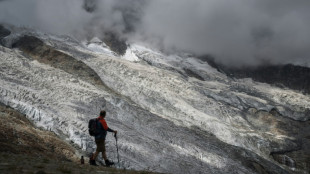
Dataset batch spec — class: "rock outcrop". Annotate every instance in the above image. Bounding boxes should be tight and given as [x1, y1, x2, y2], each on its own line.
[11, 35, 105, 89]
[0, 25, 11, 45]
[203, 56, 310, 95]
[223, 64, 310, 94]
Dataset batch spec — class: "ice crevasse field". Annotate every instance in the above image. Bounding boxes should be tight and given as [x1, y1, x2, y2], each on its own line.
[0, 26, 309, 174]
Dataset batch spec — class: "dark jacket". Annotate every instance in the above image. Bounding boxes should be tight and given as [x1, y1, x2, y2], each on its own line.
[95, 117, 114, 140]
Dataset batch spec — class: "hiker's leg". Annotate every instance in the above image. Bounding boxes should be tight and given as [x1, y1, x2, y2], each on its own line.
[94, 139, 106, 160]
[93, 139, 102, 160]
[102, 151, 107, 161]
[102, 141, 107, 160]
[93, 151, 100, 160]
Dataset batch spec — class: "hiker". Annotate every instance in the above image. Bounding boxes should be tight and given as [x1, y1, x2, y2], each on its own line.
[90, 110, 117, 166]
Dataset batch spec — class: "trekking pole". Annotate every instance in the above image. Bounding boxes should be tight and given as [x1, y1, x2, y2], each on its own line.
[114, 133, 120, 167]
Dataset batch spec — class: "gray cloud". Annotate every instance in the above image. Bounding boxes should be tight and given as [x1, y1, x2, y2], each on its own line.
[0, 0, 310, 66]
[0, 0, 92, 36]
[136, 0, 310, 66]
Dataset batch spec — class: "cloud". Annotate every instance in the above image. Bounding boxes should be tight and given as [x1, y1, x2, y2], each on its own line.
[135, 0, 310, 66]
[0, 0, 92, 37]
[0, 0, 310, 66]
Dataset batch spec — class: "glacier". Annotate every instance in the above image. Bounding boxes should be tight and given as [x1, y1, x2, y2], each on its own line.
[0, 25, 309, 174]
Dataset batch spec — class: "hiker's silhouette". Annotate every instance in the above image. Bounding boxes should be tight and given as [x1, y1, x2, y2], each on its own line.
[89, 110, 117, 166]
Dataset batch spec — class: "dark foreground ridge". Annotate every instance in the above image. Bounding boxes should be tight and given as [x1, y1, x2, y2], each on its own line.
[0, 102, 77, 161]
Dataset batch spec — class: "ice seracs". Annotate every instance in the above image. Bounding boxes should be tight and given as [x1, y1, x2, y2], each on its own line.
[83, 37, 115, 56]
[0, 27, 309, 174]
[121, 45, 140, 62]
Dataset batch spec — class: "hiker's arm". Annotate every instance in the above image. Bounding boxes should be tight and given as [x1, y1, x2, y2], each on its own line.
[107, 127, 114, 132]
[101, 119, 115, 132]
[101, 119, 109, 130]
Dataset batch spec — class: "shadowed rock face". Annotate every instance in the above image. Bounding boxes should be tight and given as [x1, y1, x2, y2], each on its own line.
[0, 25, 10, 38]
[0, 25, 11, 45]
[103, 32, 127, 56]
[201, 55, 310, 94]
[224, 64, 310, 94]
[246, 108, 310, 172]
[183, 68, 205, 81]
[11, 35, 105, 88]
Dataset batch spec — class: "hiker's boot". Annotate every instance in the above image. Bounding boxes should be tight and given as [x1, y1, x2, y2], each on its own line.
[105, 159, 114, 167]
[90, 159, 99, 166]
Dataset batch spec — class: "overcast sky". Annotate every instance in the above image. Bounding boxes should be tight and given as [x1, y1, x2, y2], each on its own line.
[1, 0, 310, 66]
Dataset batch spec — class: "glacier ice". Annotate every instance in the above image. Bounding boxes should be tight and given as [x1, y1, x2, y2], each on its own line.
[0, 28, 309, 174]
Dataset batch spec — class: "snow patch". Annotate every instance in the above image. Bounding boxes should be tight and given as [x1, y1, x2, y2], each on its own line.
[121, 46, 140, 62]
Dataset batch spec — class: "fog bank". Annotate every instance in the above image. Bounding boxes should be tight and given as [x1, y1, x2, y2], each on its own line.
[1, 0, 310, 66]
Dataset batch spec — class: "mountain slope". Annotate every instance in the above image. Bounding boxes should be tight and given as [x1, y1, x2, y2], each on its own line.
[0, 25, 309, 173]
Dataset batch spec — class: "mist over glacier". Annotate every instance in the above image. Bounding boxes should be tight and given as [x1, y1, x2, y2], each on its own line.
[0, 0, 310, 66]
